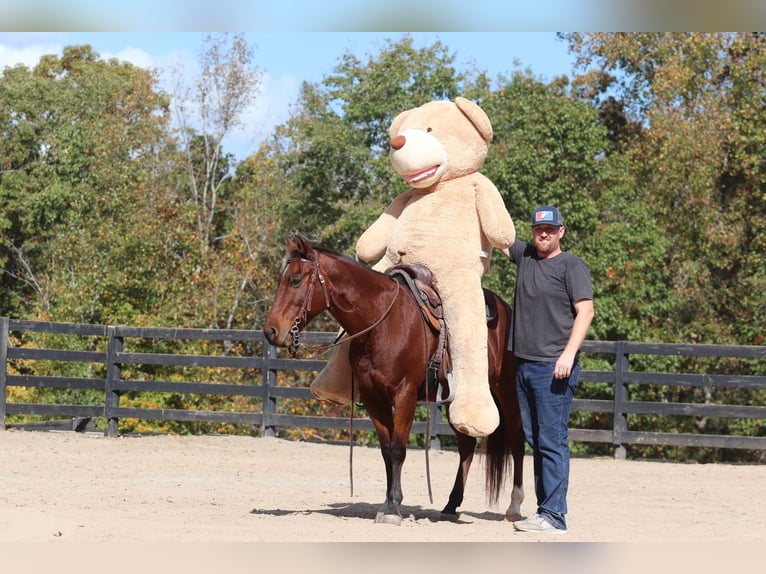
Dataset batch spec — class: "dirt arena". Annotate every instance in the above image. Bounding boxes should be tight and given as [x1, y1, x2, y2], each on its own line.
[0, 431, 766, 542]
[2, 429, 764, 546]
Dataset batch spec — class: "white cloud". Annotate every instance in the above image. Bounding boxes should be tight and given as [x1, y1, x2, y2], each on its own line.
[0, 42, 61, 70]
[224, 71, 302, 158]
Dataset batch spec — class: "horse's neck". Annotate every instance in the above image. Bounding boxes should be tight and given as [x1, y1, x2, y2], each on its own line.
[322, 255, 395, 333]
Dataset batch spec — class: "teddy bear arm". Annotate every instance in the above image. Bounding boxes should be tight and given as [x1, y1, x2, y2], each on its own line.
[475, 182, 516, 248]
[355, 191, 413, 262]
[356, 214, 393, 262]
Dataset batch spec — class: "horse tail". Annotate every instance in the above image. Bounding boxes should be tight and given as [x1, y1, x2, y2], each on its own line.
[483, 397, 511, 507]
[482, 289, 517, 508]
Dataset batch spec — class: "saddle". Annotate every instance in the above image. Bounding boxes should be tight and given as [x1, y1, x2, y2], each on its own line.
[386, 264, 443, 333]
[386, 264, 498, 331]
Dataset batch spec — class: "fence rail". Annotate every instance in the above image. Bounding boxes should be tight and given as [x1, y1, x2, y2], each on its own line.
[1, 317, 765, 458]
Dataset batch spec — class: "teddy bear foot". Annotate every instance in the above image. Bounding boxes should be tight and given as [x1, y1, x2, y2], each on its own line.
[309, 378, 356, 405]
[448, 399, 500, 438]
[308, 338, 358, 405]
[451, 420, 498, 438]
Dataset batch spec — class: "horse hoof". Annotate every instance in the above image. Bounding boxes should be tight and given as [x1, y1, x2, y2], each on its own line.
[505, 512, 522, 522]
[439, 511, 461, 522]
[375, 512, 402, 525]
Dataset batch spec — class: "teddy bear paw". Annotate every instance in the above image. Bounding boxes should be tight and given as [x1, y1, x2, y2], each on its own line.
[448, 399, 500, 438]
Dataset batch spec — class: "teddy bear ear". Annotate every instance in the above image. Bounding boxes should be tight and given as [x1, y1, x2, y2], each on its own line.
[455, 97, 493, 143]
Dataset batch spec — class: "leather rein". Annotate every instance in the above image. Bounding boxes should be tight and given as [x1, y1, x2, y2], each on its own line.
[286, 255, 401, 356]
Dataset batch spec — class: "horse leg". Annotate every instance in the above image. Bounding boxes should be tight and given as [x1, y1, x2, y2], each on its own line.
[440, 429, 476, 520]
[502, 351, 525, 522]
[373, 388, 421, 525]
[505, 424, 526, 522]
[375, 437, 407, 525]
[367, 402, 407, 525]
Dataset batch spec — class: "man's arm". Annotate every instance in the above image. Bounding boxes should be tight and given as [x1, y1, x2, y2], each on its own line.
[554, 298, 595, 379]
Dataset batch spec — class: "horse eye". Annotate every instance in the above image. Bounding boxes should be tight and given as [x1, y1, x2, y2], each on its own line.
[289, 275, 302, 288]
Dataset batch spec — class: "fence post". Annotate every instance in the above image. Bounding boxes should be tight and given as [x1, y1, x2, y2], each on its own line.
[612, 340, 629, 460]
[0, 317, 8, 430]
[261, 341, 277, 437]
[104, 326, 123, 437]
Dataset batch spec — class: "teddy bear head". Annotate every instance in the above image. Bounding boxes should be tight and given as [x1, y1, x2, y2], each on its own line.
[388, 97, 493, 190]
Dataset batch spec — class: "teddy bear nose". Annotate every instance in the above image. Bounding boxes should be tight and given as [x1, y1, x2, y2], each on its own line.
[390, 135, 406, 150]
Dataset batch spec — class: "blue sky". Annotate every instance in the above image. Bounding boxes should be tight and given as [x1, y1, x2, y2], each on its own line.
[0, 32, 577, 159]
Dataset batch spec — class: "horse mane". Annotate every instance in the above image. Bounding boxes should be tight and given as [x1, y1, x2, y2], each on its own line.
[313, 244, 356, 263]
[291, 232, 363, 267]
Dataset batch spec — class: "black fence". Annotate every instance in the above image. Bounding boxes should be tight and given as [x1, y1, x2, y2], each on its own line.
[1, 317, 765, 458]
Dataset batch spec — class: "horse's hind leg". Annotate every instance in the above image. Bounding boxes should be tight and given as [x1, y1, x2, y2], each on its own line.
[440, 430, 476, 521]
[502, 353, 525, 522]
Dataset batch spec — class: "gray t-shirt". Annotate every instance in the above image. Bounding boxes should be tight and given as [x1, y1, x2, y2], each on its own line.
[508, 239, 593, 361]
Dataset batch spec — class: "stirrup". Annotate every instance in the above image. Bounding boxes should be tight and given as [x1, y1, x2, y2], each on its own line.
[436, 372, 455, 405]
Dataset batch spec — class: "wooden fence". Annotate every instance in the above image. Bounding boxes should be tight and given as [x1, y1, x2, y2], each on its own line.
[1, 317, 765, 458]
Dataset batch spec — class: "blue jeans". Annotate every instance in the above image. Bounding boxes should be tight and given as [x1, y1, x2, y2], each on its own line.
[516, 357, 580, 530]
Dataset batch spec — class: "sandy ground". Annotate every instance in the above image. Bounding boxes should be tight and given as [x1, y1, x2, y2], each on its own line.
[1, 430, 764, 571]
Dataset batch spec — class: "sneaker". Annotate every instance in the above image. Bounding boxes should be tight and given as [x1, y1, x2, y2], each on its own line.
[513, 514, 567, 534]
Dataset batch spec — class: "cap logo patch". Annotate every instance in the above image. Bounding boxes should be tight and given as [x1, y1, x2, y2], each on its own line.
[535, 211, 554, 223]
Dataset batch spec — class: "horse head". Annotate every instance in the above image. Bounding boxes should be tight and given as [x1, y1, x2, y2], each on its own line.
[263, 235, 331, 353]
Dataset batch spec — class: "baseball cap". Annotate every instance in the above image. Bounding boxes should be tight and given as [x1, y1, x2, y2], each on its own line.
[531, 205, 564, 227]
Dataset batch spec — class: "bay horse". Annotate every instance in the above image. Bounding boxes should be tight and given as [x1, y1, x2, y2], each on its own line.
[263, 235, 525, 525]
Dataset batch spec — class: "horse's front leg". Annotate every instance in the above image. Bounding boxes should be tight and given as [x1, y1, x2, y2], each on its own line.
[375, 437, 406, 525]
[365, 400, 403, 525]
[369, 398, 416, 525]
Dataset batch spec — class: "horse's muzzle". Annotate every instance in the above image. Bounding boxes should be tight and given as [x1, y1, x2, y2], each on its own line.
[263, 325, 285, 347]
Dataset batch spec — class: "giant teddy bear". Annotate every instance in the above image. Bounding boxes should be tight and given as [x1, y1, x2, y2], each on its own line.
[310, 97, 515, 438]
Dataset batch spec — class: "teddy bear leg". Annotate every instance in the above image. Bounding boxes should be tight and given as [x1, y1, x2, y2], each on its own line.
[309, 335, 358, 405]
[441, 287, 499, 438]
[447, 343, 499, 437]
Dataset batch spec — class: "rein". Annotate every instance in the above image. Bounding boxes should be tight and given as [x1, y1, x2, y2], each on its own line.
[287, 255, 401, 356]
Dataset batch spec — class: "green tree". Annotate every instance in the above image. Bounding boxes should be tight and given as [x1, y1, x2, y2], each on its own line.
[562, 32, 766, 346]
[198, 147, 288, 331]
[559, 32, 766, 460]
[478, 72, 609, 305]
[0, 45, 174, 323]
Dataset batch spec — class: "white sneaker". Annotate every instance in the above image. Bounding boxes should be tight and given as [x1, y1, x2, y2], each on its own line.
[513, 513, 567, 534]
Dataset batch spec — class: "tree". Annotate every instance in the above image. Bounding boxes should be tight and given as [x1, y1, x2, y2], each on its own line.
[478, 72, 609, 306]
[562, 32, 766, 345]
[0, 45, 173, 323]
[195, 147, 288, 331]
[169, 32, 263, 258]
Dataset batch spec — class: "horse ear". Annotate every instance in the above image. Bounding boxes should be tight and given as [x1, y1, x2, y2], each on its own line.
[287, 233, 311, 255]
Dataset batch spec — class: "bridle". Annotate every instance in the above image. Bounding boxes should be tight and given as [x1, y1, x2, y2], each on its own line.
[286, 256, 332, 354]
[285, 252, 401, 356]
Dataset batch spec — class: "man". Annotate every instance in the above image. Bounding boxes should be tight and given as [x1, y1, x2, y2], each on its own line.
[502, 205, 594, 534]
